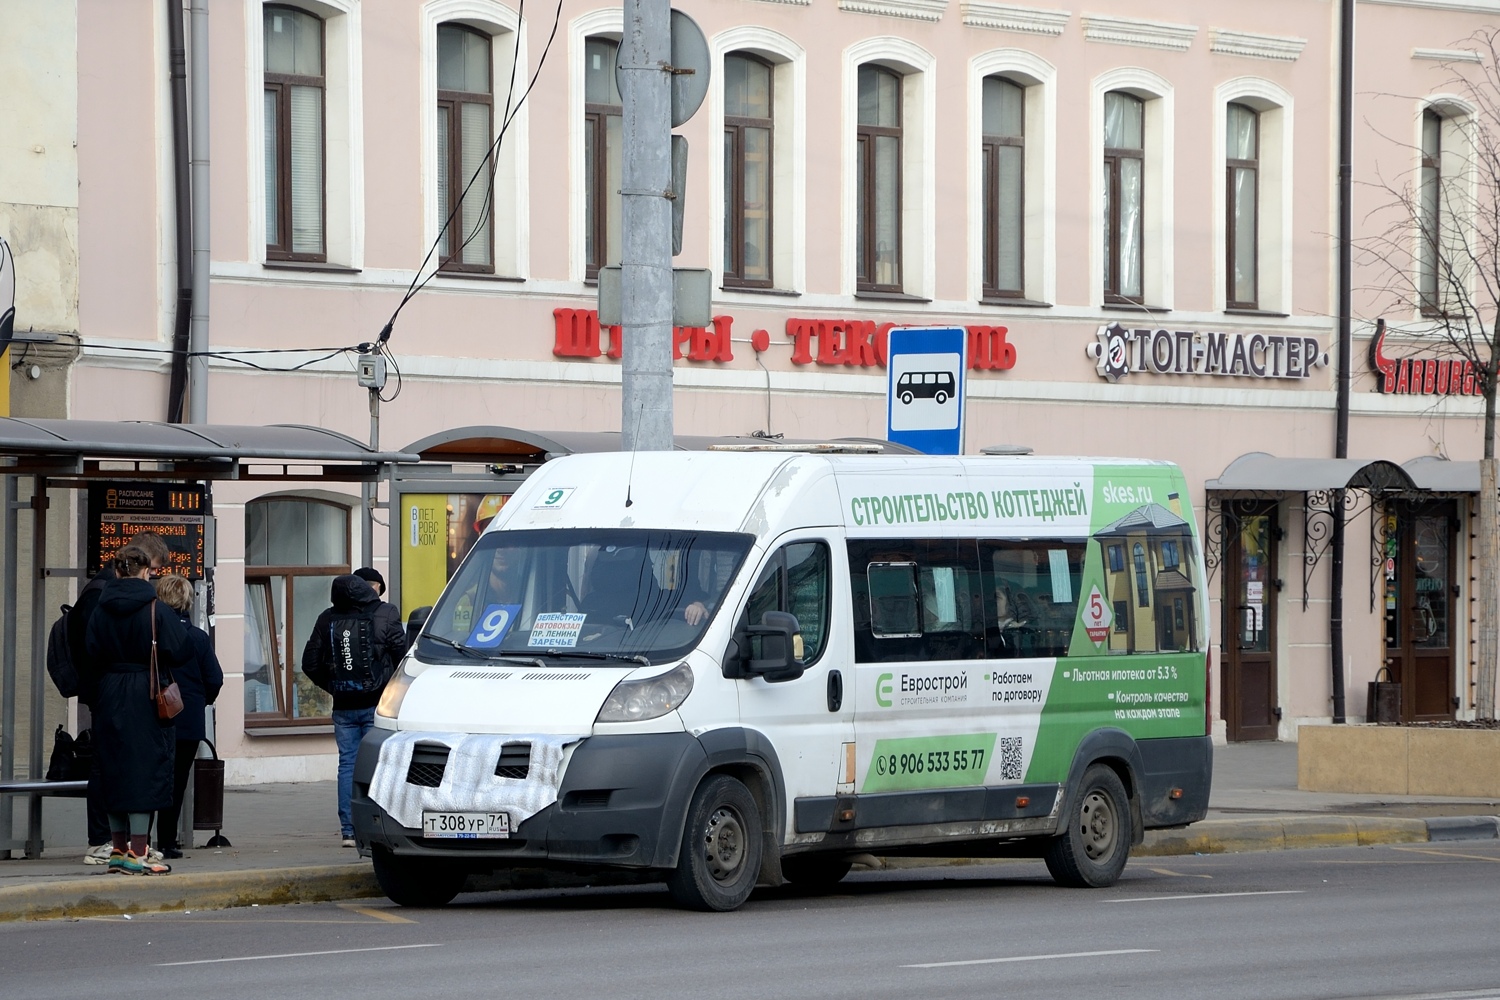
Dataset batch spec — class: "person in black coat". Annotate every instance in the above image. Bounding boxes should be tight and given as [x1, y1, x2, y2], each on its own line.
[152, 574, 224, 858]
[69, 530, 172, 864]
[85, 542, 191, 875]
[302, 574, 408, 846]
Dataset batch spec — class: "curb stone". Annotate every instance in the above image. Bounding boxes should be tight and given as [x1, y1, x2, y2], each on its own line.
[1424, 815, 1500, 841]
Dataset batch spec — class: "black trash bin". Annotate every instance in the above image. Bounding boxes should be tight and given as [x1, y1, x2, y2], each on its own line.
[193, 740, 232, 847]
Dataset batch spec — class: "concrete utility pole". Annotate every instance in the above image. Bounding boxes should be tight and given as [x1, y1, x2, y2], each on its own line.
[618, 0, 674, 451]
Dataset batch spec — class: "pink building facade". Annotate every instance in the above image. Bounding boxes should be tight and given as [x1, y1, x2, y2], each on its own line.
[18, 0, 1498, 779]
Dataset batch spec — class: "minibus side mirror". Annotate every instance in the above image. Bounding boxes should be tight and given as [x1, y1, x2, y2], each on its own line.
[405, 606, 432, 650]
[745, 611, 805, 683]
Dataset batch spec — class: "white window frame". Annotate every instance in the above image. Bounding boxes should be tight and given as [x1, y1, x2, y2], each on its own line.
[1213, 78, 1293, 315]
[420, 0, 529, 279]
[843, 38, 936, 300]
[245, 0, 364, 268]
[710, 26, 806, 295]
[568, 8, 623, 283]
[1414, 94, 1477, 319]
[968, 49, 1056, 305]
[1091, 67, 1173, 310]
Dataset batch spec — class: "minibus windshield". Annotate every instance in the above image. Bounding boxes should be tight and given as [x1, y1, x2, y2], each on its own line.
[418, 528, 755, 664]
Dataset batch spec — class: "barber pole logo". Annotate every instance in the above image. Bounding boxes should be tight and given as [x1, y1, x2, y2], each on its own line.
[1082, 585, 1112, 647]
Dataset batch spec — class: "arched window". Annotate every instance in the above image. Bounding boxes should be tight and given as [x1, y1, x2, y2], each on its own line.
[1226, 102, 1259, 309]
[437, 23, 494, 271]
[1103, 91, 1144, 303]
[857, 65, 903, 292]
[263, 5, 326, 260]
[244, 498, 350, 723]
[723, 53, 774, 287]
[584, 36, 622, 278]
[982, 76, 1025, 298]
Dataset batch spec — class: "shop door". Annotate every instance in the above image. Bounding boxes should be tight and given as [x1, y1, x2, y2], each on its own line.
[1382, 501, 1457, 721]
[1223, 504, 1278, 741]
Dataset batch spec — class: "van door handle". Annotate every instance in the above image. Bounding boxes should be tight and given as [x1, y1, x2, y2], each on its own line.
[827, 670, 843, 713]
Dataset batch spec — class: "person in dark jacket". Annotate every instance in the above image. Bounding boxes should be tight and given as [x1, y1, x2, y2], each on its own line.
[302, 574, 407, 847]
[152, 574, 224, 858]
[85, 542, 191, 875]
[70, 530, 171, 865]
[353, 567, 409, 656]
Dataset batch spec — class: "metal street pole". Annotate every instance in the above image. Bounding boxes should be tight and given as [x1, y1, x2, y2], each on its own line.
[618, 0, 674, 451]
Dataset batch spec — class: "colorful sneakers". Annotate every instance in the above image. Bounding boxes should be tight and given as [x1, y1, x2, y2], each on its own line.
[106, 849, 128, 875]
[83, 844, 113, 866]
[116, 851, 171, 876]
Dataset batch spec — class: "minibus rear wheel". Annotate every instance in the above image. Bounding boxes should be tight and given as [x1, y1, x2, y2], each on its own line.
[372, 848, 467, 907]
[1043, 764, 1130, 888]
[666, 774, 763, 911]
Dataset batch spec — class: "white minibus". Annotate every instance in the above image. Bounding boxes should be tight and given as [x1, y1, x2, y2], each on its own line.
[353, 450, 1211, 910]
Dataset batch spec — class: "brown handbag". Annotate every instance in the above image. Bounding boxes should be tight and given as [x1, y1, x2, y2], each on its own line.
[149, 600, 185, 720]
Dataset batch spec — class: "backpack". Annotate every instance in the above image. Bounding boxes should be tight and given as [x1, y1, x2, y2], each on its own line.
[46, 605, 81, 699]
[328, 613, 382, 694]
[45, 724, 92, 782]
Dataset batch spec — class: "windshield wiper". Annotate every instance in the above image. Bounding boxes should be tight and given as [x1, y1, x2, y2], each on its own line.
[420, 634, 493, 659]
[528, 649, 652, 666]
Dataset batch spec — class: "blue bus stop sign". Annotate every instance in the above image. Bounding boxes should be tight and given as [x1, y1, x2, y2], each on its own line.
[886, 326, 967, 455]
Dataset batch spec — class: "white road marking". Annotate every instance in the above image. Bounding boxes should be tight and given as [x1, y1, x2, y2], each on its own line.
[903, 948, 1157, 969]
[1108, 890, 1304, 903]
[157, 943, 442, 967]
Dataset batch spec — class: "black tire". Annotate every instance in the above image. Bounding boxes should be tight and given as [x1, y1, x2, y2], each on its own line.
[935, 390, 949, 404]
[372, 849, 467, 907]
[1044, 764, 1131, 888]
[900, 391, 914, 404]
[666, 774, 763, 912]
[780, 853, 853, 890]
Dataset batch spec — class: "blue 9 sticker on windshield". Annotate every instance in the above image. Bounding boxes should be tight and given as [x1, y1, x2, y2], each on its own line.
[468, 604, 522, 648]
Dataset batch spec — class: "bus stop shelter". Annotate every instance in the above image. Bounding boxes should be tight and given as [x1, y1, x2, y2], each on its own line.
[0, 418, 419, 857]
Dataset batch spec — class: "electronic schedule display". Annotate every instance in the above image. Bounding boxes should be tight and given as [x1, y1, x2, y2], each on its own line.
[87, 482, 207, 580]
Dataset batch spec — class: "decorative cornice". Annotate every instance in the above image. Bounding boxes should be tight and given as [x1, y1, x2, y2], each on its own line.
[839, 0, 947, 20]
[742, 0, 811, 5]
[1359, 0, 1500, 14]
[1080, 13, 1197, 52]
[960, 2, 1070, 35]
[1412, 47, 1483, 63]
[1208, 28, 1306, 62]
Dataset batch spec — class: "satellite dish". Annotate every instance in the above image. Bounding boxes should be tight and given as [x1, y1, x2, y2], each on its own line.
[616, 9, 711, 128]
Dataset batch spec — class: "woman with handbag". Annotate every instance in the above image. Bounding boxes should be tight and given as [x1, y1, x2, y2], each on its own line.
[152, 573, 223, 858]
[85, 542, 191, 875]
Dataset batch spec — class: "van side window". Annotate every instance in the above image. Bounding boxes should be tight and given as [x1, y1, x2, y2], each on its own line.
[981, 540, 1087, 659]
[739, 541, 831, 665]
[848, 539, 986, 663]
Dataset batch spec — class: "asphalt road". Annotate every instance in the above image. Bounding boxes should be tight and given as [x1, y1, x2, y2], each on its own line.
[3, 843, 1498, 1000]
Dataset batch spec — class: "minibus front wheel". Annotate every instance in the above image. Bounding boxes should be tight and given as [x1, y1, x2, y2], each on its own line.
[372, 848, 467, 907]
[666, 774, 764, 912]
[1043, 764, 1130, 888]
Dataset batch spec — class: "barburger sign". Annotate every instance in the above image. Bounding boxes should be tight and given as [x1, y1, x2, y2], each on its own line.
[1086, 323, 1329, 383]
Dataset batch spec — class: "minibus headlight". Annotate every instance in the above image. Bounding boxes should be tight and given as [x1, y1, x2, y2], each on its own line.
[596, 661, 694, 723]
[376, 659, 418, 720]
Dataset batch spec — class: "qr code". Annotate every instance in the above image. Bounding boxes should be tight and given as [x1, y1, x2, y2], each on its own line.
[999, 737, 1023, 781]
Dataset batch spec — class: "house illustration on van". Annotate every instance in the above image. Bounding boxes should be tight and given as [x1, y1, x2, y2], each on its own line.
[1095, 502, 1199, 654]
[895, 370, 956, 405]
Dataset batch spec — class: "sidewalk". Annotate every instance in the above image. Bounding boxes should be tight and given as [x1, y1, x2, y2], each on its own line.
[1, 741, 1496, 921]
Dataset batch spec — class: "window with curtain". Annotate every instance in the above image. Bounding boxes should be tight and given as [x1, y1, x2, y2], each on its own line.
[1419, 109, 1442, 314]
[983, 76, 1025, 299]
[244, 498, 350, 724]
[1103, 91, 1144, 303]
[723, 53, 773, 287]
[857, 65, 902, 293]
[1227, 103, 1259, 309]
[584, 37, 623, 279]
[264, 5, 326, 261]
[437, 24, 494, 272]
